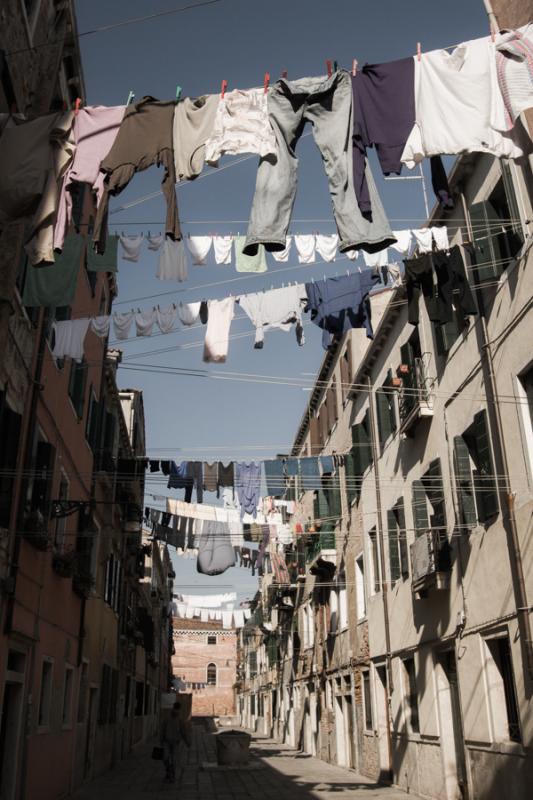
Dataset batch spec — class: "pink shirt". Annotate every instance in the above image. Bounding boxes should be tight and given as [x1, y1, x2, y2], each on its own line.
[54, 105, 125, 250]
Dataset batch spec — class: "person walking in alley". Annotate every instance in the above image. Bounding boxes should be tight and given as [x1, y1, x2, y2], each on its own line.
[160, 701, 190, 782]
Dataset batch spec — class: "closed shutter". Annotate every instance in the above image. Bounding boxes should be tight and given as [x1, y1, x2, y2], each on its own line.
[395, 499, 409, 577]
[453, 436, 477, 527]
[309, 416, 320, 454]
[326, 382, 337, 434]
[344, 453, 357, 507]
[376, 390, 391, 445]
[435, 320, 460, 356]
[86, 390, 101, 452]
[469, 200, 504, 281]
[412, 480, 429, 537]
[501, 162, 524, 254]
[249, 650, 257, 677]
[387, 509, 400, 583]
[319, 404, 328, 445]
[69, 360, 87, 419]
[471, 409, 499, 522]
[314, 487, 329, 521]
[325, 471, 342, 519]
[32, 441, 55, 519]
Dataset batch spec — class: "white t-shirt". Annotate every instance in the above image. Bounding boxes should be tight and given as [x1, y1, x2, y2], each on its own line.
[402, 36, 529, 168]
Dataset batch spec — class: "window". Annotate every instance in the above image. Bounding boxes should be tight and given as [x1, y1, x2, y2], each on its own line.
[376, 371, 397, 449]
[77, 662, 88, 723]
[402, 658, 420, 733]
[484, 635, 521, 743]
[104, 554, 121, 612]
[329, 589, 338, 633]
[355, 556, 366, 619]
[326, 379, 338, 435]
[368, 528, 380, 595]
[98, 664, 112, 724]
[412, 459, 447, 537]
[314, 471, 341, 522]
[338, 577, 348, 630]
[0, 47, 17, 110]
[0, 393, 22, 528]
[249, 651, 257, 678]
[302, 604, 315, 649]
[26, 432, 55, 524]
[387, 498, 409, 583]
[340, 341, 352, 402]
[135, 681, 144, 716]
[517, 365, 533, 481]
[345, 409, 373, 507]
[453, 409, 499, 526]
[469, 162, 524, 284]
[38, 658, 53, 728]
[62, 666, 74, 727]
[54, 473, 69, 550]
[207, 663, 217, 686]
[86, 389, 101, 452]
[68, 359, 88, 419]
[362, 670, 373, 731]
[207, 635, 217, 645]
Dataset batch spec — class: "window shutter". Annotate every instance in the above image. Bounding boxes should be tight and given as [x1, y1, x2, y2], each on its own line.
[500, 162, 524, 251]
[387, 509, 400, 583]
[376, 389, 392, 445]
[412, 480, 429, 538]
[424, 458, 447, 530]
[435, 319, 460, 356]
[309, 416, 320, 454]
[469, 200, 504, 281]
[325, 471, 341, 519]
[344, 453, 357, 506]
[319, 404, 328, 445]
[395, 499, 409, 577]
[471, 410, 499, 522]
[453, 436, 477, 527]
[361, 409, 373, 470]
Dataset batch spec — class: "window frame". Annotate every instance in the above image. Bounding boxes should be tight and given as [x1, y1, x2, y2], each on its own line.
[61, 664, 75, 729]
[401, 657, 420, 734]
[207, 662, 217, 687]
[37, 656, 54, 731]
[362, 669, 373, 733]
[355, 555, 366, 620]
[483, 632, 522, 744]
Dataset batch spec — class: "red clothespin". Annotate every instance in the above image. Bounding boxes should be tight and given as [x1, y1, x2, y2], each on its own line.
[326, 59, 332, 78]
[263, 72, 270, 94]
[281, 69, 288, 79]
[221, 79, 228, 99]
[352, 59, 358, 77]
[417, 42, 422, 62]
[74, 97, 81, 115]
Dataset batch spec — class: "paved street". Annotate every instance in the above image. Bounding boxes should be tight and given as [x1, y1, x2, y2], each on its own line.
[69, 720, 418, 800]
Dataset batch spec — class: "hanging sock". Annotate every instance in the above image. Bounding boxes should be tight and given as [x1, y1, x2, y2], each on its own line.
[135, 309, 156, 336]
[156, 304, 177, 333]
[412, 228, 433, 254]
[147, 232, 165, 251]
[52, 318, 91, 363]
[271, 236, 292, 263]
[390, 229, 412, 256]
[91, 315, 111, 338]
[178, 301, 202, 326]
[431, 226, 449, 252]
[186, 235, 212, 265]
[203, 297, 235, 363]
[112, 311, 134, 340]
[213, 235, 233, 265]
[157, 237, 188, 281]
[346, 248, 359, 261]
[294, 234, 316, 264]
[315, 234, 339, 262]
[119, 233, 144, 262]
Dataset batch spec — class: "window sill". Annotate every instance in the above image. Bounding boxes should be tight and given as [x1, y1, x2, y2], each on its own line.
[466, 741, 526, 757]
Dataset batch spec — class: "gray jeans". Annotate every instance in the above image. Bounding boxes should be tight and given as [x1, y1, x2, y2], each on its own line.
[244, 70, 394, 256]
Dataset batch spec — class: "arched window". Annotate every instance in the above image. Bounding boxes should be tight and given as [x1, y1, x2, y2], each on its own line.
[207, 663, 217, 686]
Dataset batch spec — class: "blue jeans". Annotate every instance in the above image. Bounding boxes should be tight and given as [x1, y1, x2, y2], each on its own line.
[244, 70, 394, 256]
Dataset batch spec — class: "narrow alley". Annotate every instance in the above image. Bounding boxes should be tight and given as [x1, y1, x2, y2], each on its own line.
[69, 720, 420, 800]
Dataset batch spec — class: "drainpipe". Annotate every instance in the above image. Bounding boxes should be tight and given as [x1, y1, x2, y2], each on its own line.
[366, 378, 393, 692]
[460, 191, 533, 682]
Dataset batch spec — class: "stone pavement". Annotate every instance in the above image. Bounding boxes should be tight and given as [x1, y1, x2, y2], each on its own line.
[69, 719, 419, 800]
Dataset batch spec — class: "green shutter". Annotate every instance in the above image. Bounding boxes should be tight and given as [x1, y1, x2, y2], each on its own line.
[471, 410, 499, 522]
[500, 161, 524, 255]
[344, 453, 357, 507]
[387, 509, 400, 583]
[376, 389, 392, 445]
[412, 480, 429, 538]
[314, 487, 329, 521]
[469, 200, 504, 281]
[325, 471, 341, 519]
[453, 436, 477, 527]
[395, 499, 409, 577]
[435, 320, 460, 356]
[423, 458, 447, 530]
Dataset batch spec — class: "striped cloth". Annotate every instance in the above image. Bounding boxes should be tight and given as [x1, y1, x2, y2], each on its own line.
[496, 26, 533, 130]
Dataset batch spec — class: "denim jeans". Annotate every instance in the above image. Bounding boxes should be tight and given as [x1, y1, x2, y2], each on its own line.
[244, 70, 395, 256]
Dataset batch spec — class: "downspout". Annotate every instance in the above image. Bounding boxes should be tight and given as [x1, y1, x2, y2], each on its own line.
[460, 190, 533, 682]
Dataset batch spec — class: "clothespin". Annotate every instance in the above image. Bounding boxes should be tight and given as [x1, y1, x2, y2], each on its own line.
[264, 72, 270, 94]
[176, 85, 182, 100]
[126, 90, 135, 105]
[281, 69, 288, 79]
[221, 79, 228, 99]
[490, 23, 496, 43]
[326, 60, 332, 78]
[74, 97, 81, 115]
[416, 43, 422, 62]
[352, 59, 358, 77]
[333, 60, 338, 72]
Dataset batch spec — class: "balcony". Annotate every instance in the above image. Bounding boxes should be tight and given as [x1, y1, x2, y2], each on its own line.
[397, 357, 434, 434]
[307, 530, 336, 576]
[410, 530, 451, 596]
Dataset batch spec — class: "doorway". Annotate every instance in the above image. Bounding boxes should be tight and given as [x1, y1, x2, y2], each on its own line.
[334, 693, 348, 766]
[374, 665, 392, 781]
[0, 681, 25, 800]
[436, 650, 467, 800]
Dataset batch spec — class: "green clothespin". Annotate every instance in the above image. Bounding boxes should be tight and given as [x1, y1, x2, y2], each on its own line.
[126, 90, 135, 105]
[176, 85, 182, 100]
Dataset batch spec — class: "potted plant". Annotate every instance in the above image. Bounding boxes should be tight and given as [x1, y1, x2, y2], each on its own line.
[52, 548, 77, 578]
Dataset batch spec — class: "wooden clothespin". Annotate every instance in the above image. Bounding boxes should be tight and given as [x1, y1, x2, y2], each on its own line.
[352, 59, 358, 77]
[416, 43, 422, 62]
[176, 85, 182, 100]
[264, 72, 270, 94]
[326, 59, 332, 78]
[221, 79, 228, 99]
[126, 90, 135, 105]
[74, 97, 81, 115]
[281, 69, 288, 79]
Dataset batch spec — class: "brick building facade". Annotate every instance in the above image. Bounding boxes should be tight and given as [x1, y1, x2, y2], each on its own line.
[172, 618, 236, 717]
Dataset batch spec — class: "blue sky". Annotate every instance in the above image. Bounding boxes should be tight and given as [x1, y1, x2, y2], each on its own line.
[75, 0, 488, 599]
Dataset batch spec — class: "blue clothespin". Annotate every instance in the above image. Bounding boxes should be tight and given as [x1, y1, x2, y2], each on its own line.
[126, 90, 135, 105]
[176, 85, 182, 100]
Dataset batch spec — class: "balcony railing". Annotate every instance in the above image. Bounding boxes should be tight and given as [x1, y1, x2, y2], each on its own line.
[398, 357, 434, 434]
[307, 530, 336, 575]
[410, 530, 451, 595]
